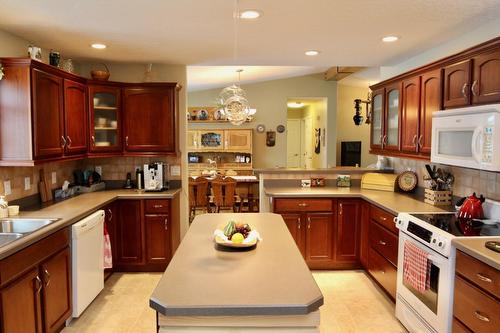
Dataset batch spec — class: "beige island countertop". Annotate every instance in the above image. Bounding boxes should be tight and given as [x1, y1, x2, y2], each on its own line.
[0, 188, 180, 259]
[264, 186, 453, 215]
[452, 237, 500, 270]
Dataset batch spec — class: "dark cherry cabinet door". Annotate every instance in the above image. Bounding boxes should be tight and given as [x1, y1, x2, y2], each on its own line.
[63, 80, 87, 155]
[145, 214, 171, 265]
[40, 247, 72, 333]
[400, 77, 421, 153]
[304, 212, 334, 264]
[419, 69, 442, 154]
[31, 69, 64, 159]
[115, 200, 143, 264]
[472, 49, 500, 105]
[0, 268, 43, 333]
[370, 88, 385, 151]
[123, 87, 176, 152]
[443, 59, 471, 108]
[383, 82, 401, 151]
[281, 213, 304, 257]
[336, 199, 361, 264]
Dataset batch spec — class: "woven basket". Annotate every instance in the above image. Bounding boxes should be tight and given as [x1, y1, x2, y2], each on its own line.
[90, 63, 110, 81]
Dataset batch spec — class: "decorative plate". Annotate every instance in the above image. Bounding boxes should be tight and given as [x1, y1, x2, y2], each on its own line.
[256, 124, 265, 133]
[198, 109, 208, 120]
[398, 171, 418, 192]
[276, 124, 285, 133]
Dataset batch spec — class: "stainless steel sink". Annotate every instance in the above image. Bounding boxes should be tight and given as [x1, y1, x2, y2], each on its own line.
[0, 218, 60, 234]
[0, 233, 23, 247]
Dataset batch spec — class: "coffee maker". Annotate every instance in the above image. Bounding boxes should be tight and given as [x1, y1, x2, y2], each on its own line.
[143, 162, 168, 191]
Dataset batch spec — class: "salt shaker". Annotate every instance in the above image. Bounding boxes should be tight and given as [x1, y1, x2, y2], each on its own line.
[0, 196, 8, 218]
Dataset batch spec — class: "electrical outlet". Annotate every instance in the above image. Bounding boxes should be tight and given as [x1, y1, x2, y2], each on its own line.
[95, 166, 102, 176]
[3, 181, 11, 195]
[51, 172, 57, 184]
[24, 177, 31, 190]
[135, 165, 142, 172]
[170, 165, 181, 177]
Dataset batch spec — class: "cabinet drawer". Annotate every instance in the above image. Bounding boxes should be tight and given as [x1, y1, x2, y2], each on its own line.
[369, 220, 398, 266]
[454, 276, 500, 333]
[456, 250, 500, 299]
[145, 199, 170, 214]
[370, 205, 397, 234]
[453, 318, 472, 333]
[274, 199, 333, 212]
[367, 247, 397, 300]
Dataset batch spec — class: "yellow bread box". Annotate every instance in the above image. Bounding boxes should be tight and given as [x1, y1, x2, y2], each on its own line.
[361, 173, 398, 192]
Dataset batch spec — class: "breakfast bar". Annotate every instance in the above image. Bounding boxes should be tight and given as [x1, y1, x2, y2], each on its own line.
[150, 213, 323, 332]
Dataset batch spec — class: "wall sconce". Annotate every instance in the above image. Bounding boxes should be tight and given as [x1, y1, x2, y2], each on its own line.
[353, 91, 372, 126]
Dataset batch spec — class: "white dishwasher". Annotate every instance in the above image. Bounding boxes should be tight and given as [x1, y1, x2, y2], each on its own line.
[71, 210, 105, 317]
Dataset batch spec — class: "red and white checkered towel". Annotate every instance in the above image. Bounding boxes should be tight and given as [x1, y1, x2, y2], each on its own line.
[103, 222, 113, 269]
[403, 241, 430, 293]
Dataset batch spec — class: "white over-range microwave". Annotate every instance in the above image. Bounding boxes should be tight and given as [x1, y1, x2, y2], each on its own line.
[431, 103, 500, 171]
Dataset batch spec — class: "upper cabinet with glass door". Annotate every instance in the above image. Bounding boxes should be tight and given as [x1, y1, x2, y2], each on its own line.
[88, 85, 122, 153]
[370, 88, 384, 150]
[384, 82, 401, 151]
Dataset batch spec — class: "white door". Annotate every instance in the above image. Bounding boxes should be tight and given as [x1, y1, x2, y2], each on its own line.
[286, 119, 301, 167]
[302, 116, 313, 169]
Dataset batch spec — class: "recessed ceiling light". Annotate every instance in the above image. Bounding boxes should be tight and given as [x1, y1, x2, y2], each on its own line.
[91, 43, 107, 49]
[305, 50, 320, 56]
[382, 36, 399, 43]
[239, 10, 261, 19]
[287, 102, 304, 108]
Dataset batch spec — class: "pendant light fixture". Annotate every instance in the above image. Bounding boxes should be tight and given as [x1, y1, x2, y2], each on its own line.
[218, 0, 254, 125]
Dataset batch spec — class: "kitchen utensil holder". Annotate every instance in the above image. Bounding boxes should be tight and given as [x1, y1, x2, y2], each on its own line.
[424, 189, 452, 206]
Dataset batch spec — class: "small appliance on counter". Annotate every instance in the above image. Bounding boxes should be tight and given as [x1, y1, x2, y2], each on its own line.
[144, 162, 168, 191]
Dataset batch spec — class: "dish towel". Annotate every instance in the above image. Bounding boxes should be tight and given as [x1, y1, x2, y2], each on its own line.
[403, 240, 431, 293]
[103, 222, 113, 269]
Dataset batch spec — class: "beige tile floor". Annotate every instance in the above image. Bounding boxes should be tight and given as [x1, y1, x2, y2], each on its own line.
[63, 270, 405, 333]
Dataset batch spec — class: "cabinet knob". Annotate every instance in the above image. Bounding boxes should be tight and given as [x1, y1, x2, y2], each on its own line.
[164, 218, 168, 231]
[66, 136, 72, 147]
[380, 216, 387, 221]
[471, 80, 479, 96]
[379, 240, 387, 246]
[298, 203, 309, 207]
[476, 273, 492, 283]
[154, 204, 163, 209]
[474, 311, 490, 322]
[60, 136, 67, 148]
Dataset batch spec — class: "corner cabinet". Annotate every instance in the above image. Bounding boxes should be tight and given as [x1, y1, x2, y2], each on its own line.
[123, 84, 179, 154]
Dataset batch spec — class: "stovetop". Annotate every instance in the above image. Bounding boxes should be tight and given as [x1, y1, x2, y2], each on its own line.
[410, 213, 500, 237]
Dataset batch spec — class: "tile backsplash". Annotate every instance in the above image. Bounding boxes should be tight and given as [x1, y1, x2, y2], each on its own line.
[391, 157, 500, 201]
[0, 156, 181, 202]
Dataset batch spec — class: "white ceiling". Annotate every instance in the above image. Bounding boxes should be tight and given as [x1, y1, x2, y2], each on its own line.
[1, 0, 499, 89]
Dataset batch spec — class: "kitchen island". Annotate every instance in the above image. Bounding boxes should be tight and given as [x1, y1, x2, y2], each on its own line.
[150, 213, 323, 332]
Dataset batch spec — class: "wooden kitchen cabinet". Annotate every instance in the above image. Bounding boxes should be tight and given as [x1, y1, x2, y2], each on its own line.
[336, 199, 361, 265]
[224, 129, 252, 152]
[472, 48, 500, 105]
[370, 88, 384, 150]
[359, 201, 371, 268]
[0, 229, 71, 333]
[419, 69, 442, 154]
[383, 82, 401, 151]
[32, 68, 65, 160]
[123, 85, 178, 154]
[40, 248, 72, 333]
[115, 199, 143, 266]
[282, 213, 304, 256]
[305, 212, 335, 266]
[400, 76, 421, 153]
[443, 59, 472, 108]
[0, 268, 43, 333]
[187, 130, 200, 151]
[145, 215, 171, 265]
[63, 80, 87, 155]
[198, 130, 225, 151]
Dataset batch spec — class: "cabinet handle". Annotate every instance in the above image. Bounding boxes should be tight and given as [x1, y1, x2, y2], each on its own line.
[380, 134, 383, 146]
[107, 208, 113, 221]
[125, 136, 129, 146]
[379, 240, 387, 246]
[154, 204, 163, 209]
[298, 203, 309, 207]
[66, 136, 72, 147]
[34, 275, 42, 294]
[412, 134, 417, 147]
[307, 217, 311, 229]
[461, 83, 469, 98]
[476, 273, 492, 283]
[164, 218, 168, 230]
[297, 218, 301, 229]
[43, 269, 51, 287]
[339, 203, 343, 215]
[91, 135, 96, 146]
[418, 135, 423, 149]
[60, 136, 67, 148]
[380, 216, 387, 221]
[471, 80, 478, 96]
[474, 311, 490, 322]
[382, 135, 387, 147]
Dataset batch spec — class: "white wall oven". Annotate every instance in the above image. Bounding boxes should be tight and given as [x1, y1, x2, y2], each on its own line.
[431, 103, 500, 171]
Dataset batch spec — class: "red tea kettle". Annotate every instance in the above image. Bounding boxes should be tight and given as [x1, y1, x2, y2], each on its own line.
[458, 193, 485, 220]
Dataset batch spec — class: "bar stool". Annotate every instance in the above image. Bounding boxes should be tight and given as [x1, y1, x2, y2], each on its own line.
[211, 177, 240, 213]
[188, 177, 210, 222]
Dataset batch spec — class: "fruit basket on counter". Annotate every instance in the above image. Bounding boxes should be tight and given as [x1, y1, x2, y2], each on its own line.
[213, 221, 262, 248]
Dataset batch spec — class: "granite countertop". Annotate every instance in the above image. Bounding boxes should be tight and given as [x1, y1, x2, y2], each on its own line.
[264, 186, 453, 215]
[452, 237, 500, 270]
[150, 213, 323, 316]
[0, 188, 181, 259]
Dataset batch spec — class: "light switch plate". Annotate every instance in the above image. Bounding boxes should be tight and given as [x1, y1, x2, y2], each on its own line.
[170, 165, 181, 177]
[3, 181, 11, 195]
[51, 172, 57, 184]
[24, 177, 31, 190]
[95, 166, 102, 176]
